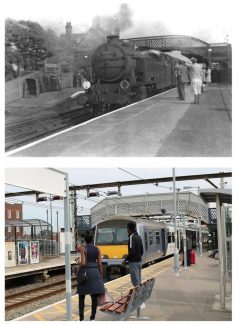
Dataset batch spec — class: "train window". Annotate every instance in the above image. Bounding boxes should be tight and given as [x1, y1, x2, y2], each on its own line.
[97, 227, 128, 245]
[144, 232, 148, 250]
[155, 231, 160, 245]
[117, 227, 128, 244]
[148, 231, 153, 246]
[97, 228, 116, 244]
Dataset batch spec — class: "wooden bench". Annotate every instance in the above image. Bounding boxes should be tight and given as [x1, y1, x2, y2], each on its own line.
[100, 278, 155, 320]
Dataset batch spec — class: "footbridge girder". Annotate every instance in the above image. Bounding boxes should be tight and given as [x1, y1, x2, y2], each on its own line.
[91, 192, 208, 228]
[122, 35, 231, 66]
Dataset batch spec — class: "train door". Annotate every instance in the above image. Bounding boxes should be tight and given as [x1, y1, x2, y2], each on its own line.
[161, 228, 168, 255]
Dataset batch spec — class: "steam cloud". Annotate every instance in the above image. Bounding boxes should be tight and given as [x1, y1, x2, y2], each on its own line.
[92, 3, 133, 34]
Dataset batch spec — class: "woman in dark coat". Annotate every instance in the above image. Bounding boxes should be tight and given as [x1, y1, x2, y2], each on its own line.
[77, 233, 105, 321]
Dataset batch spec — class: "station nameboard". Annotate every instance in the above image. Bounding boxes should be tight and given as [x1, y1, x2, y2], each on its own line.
[5, 168, 66, 197]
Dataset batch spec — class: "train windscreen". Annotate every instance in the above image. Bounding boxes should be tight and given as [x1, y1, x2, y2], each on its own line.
[96, 227, 128, 245]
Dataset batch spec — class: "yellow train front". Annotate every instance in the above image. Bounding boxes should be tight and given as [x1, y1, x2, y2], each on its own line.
[94, 219, 129, 279]
[94, 216, 169, 280]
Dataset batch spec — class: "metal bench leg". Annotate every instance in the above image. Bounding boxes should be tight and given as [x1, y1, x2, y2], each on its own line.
[129, 307, 150, 320]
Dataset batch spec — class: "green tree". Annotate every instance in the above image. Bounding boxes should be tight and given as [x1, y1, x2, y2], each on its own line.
[5, 19, 59, 80]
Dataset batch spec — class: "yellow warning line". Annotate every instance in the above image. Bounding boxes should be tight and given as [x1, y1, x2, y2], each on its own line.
[32, 313, 46, 321]
[54, 304, 66, 313]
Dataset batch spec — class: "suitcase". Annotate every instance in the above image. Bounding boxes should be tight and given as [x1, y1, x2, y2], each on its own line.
[191, 250, 196, 264]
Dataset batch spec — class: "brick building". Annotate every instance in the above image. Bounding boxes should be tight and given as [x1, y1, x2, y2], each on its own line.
[5, 202, 23, 240]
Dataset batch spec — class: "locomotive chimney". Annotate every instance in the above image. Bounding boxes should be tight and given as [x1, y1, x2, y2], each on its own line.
[107, 34, 120, 43]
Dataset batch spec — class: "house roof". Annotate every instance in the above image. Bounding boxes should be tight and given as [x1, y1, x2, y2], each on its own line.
[46, 51, 74, 64]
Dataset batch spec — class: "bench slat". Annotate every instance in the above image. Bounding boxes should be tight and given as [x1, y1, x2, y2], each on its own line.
[116, 297, 129, 304]
[107, 303, 124, 312]
[100, 302, 115, 311]
[114, 303, 128, 314]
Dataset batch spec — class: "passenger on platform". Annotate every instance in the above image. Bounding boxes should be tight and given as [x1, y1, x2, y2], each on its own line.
[77, 233, 105, 321]
[201, 64, 207, 92]
[176, 61, 190, 100]
[186, 57, 203, 104]
[180, 235, 192, 266]
[206, 67, 212, 84]
[122, 221, 144, 287]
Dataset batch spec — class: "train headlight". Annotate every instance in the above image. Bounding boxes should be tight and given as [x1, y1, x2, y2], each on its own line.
[120, 80, 129, 89]
[82, 80, 91, 90]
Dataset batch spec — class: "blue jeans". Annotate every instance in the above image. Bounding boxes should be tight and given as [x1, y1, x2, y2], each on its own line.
[129, 262, 142, 287]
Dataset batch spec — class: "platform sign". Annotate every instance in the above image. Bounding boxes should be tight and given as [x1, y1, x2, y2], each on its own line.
[5, 168, 66, 197]
[30, 241, 39, 264]
[18, 241, 29, 265]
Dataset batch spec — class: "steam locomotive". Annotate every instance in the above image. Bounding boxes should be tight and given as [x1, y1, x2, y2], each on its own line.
[77, 35, 183, 115]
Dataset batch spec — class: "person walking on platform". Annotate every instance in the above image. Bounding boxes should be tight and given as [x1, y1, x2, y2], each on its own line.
[201, 64, 207, 92]
[206, 66, 212, 84]
[77, 233, 105, 321]
[180, 235, 192, 266]
[186, 57, 203, 104]
[176, 61, 190, 100]
[186, 237, 192, 266]
[122, 221, 144, 287]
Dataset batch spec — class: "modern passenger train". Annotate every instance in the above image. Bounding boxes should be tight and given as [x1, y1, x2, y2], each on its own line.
[94, 216, 206, 278]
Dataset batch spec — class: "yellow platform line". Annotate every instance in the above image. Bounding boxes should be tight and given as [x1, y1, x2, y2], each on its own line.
[32, 313, 46, 321]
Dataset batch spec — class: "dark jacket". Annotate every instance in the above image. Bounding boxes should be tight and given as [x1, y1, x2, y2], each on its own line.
[180, 237, 192, 253]
[125, 232, 144, 263]
[176, 64, 190, 83]
[77, 244, 105, 295]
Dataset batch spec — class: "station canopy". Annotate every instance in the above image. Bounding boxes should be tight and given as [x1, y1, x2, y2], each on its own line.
[5, 218, 51, 227]
[200, 189, 232, 204]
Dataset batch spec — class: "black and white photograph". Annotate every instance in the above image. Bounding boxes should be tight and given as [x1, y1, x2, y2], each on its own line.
[4, 0, 232, 157]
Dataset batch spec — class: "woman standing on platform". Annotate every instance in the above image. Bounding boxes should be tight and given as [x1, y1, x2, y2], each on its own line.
[77, 233, 105, 321]
[206, 67, 212, 84]
[186, 57, 203, 104]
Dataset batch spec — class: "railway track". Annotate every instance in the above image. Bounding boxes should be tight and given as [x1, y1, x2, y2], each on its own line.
[5, 100, 91, 151]
[5, 278, 78, 311]
[5, 88, 169, 152]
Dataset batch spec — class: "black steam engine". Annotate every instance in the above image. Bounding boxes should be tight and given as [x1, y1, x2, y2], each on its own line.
[77, 35, 180, 115]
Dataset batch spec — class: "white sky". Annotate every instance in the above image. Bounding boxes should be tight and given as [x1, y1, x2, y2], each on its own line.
[5, 167, 232, 230]
[3, 0, 235, 42]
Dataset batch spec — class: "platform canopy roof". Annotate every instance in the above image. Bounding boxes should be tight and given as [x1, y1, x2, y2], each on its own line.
[200, 189, 232, 204]
[5, 218, 51, 227]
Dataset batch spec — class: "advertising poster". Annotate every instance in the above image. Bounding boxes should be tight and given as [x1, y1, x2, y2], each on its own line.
[18, 241, 28, 265]
[30, 241, 39, 264]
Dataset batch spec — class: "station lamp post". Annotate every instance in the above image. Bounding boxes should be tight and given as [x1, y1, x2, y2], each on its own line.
[208, 48, 212, 67]
[183, 186, 203, 256]
[172, 168, 179, 277]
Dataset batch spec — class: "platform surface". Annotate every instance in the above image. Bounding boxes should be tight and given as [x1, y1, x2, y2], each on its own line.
[5, 256, 76, 278]
[8, 84, 231, 157]
[15, 253, 232, 321]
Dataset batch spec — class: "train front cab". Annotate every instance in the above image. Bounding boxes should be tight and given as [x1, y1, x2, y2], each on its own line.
[94, 220, 129, 279]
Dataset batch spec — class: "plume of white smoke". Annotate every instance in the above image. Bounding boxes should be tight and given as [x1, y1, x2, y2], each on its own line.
[92, 3, 133, 35]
